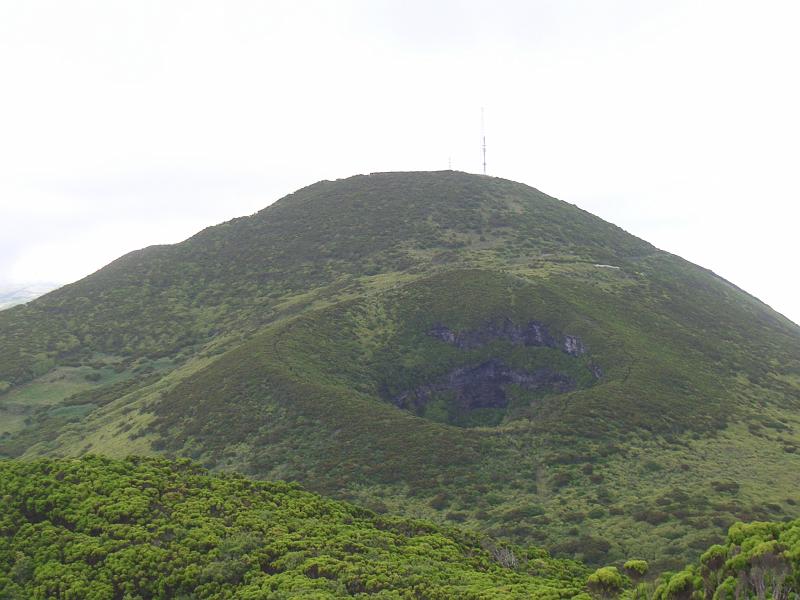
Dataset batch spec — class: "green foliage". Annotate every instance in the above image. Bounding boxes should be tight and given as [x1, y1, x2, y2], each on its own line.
[0, 172, 654, 387]
[656, 518, 800, 600]
[623, 559, 649, 581]
[1, 171, 799, 569]
[660, 569, 700, 600]
[0, 456, 588, 599]
[587, 566, 625, 599]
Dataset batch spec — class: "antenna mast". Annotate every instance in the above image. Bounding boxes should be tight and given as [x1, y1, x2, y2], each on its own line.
[481, 107, 487, 175]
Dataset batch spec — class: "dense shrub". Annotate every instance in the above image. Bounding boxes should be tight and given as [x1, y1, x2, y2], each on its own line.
[0, 456, 588, 599]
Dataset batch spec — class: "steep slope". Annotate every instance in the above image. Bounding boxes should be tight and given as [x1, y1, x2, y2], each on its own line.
[0, 172, 656, 388]
[1, 171, 799, 570]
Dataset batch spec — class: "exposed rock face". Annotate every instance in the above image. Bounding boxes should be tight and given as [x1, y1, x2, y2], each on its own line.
[392, 359, 576, 415]
[389, 319, 601, 426]
[563, 335, 586, 357]
[428, 318, 586, 357]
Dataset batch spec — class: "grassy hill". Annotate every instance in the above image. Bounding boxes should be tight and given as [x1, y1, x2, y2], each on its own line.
[1, 171, 799, 571]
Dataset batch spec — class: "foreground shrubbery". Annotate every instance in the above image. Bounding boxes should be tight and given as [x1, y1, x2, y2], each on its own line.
[0, 456, 587, 599]
[651, 520, 800, 600]
[3, 455, 799, 599]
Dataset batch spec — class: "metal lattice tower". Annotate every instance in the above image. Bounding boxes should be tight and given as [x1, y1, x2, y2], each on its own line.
[481, 107, 487, 175]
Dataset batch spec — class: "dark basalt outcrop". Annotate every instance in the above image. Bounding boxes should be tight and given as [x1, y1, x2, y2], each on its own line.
[392, 359, 575, 416]
[428, 318, 602, 382]
[428, 318, 587, 357]
[386, 319, 603, 426]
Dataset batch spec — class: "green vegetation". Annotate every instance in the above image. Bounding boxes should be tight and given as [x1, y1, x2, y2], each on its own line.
[0, 456, 587, 599]
[3, 456, 797, 599]
[587, 566, 625, 599]
[0, 171, 661, 390]
[623, 560, 649, 583]
[0, 171, 799, 570]
[651, 519, 800, 600]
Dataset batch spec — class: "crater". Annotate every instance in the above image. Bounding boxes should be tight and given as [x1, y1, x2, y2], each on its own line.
[387, 319, 601, 428]
[392, 358, 575, 415]
[428, 317, 587, 357]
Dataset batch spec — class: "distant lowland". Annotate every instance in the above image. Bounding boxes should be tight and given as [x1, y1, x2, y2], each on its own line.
[1, 172, 799, 598]
[0, 282, 59, 311]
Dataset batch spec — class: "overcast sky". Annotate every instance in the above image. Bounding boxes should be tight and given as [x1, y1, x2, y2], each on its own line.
[1, 1, 798, 324]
